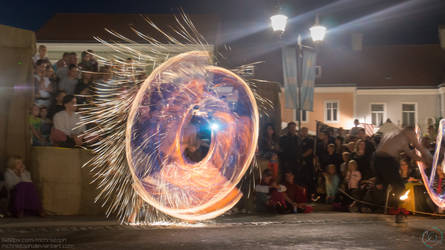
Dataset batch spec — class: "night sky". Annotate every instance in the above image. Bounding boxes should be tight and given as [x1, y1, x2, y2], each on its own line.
[1, 0, 444, 45]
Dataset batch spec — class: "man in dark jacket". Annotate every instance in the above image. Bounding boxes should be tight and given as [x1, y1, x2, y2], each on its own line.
[279, 122, 302, 180]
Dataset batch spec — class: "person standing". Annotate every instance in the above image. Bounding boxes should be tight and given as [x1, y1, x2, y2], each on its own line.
[374, 127, 431, 223]
[32, 45, 48, 65]
[350, 119, 361, 138]
[351, 139, 373, 179]
[259, 123, 280, 180]
[299, 127, 315, 196]
[58, 64, 79, 95]
[56, 52, 70, 76]
[29, 105, 44, 146]
[279, 122, 302, 179]
[48, 91, 66, 120]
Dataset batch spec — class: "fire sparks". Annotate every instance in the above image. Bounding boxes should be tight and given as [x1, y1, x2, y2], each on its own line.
[78, 13, 263, 223]
[400, 190, 410, 201]
[415, 121, 445, 208]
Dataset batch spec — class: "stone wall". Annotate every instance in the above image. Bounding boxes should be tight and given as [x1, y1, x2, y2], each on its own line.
[31, 147, 105, 216]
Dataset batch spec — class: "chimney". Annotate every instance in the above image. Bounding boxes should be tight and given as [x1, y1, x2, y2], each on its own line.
[351, 33, 363, 51]
[439, 26, 445, 49]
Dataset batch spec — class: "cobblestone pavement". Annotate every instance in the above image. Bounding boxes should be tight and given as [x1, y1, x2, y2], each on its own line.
[1, 212, 444, 249]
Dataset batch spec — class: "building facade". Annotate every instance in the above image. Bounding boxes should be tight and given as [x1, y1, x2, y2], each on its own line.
[281, 42, 445, 133]
[281, 86, 355, 133]
[281, 85, 445, 134]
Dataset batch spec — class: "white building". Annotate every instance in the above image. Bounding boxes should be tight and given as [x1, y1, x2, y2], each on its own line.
[355, 88, 442, 130]
[300, 38, 445, 133]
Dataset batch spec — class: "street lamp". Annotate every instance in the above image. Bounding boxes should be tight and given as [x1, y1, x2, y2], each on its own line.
[310, 15, 327, 42]
[270, 14, 288, 33]
[272, 13, 327, 131]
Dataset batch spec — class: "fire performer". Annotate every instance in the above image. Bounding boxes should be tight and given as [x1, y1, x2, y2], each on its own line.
[374, 126, 431, 223]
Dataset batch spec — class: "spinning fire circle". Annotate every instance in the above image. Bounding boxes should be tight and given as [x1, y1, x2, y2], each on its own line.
[125, 51, 259, 220]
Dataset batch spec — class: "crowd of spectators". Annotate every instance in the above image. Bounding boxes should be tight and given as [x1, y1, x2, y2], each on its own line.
[4, 44, 441, 219]
[30, 45, 111, 147]
[0, 45, 112, 218]
[255, 119, 442, 215]
[0, 45, 105, 218]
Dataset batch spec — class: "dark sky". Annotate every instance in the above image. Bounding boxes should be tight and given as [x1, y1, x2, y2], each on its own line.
[1, 0, 444, 45]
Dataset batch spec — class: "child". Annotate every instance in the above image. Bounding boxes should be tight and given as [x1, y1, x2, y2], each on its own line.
[339, 152, 350, 178]
[255, 169, 287, 213]
[324, 164, 340, 203]
[268, 153, 279, 181]
[39, 107, 52, 145]
[399, 158, 419, 183]
[345, 160, 362, 191]
[29, 104, 44, 146]
[283, 171, 313, 213]
[345, 160, 362, 211]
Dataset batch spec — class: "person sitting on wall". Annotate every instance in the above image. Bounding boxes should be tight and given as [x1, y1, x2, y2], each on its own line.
[52, 95, 85, 147]
[4, 156, 43, 217]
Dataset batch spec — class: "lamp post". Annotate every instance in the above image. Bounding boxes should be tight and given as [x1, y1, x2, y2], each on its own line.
[272, 14, 327, 131]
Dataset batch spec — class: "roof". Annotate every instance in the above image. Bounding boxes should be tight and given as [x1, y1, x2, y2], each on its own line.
[35, 14, 445, 88]
[36, 13, 219, 44]
[227, 44, 445, 89]
[317, 44, 445, 87]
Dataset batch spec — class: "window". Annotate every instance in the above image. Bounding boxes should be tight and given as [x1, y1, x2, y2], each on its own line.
[325, 101, 339, 122]
[297, 110, 309, 123]
[370, 104, 385, 127]
[314, 66, 322, 78]
[402, 103, 416, 127]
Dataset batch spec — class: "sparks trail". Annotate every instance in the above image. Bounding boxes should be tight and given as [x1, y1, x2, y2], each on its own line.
[416, 120, 445, 209]
[78, 13, 268, 223]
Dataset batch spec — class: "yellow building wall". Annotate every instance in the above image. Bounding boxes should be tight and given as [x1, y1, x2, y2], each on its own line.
[306, 92, 355, 132]
[280, 90, 355, 133]
[279, 91, 295, 127]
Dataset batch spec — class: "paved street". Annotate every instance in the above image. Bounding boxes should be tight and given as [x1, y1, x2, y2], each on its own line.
[1, 211, 444, 249]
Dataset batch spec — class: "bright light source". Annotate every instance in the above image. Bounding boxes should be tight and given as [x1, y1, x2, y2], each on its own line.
[270, 14, 288, 33]
[210, 123, 220, 131]
[310, 15, 327, 42]
[310, 25, 327, 42]
[400, 190, 410, 201]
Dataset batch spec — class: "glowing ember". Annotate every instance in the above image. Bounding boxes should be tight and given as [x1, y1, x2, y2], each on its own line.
[399, 190, 410, 201]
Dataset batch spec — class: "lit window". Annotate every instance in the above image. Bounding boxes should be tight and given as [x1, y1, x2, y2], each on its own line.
[325, 101, 339, 122]
[402, 103, 416, 127]
[370, 104, 385, 127]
